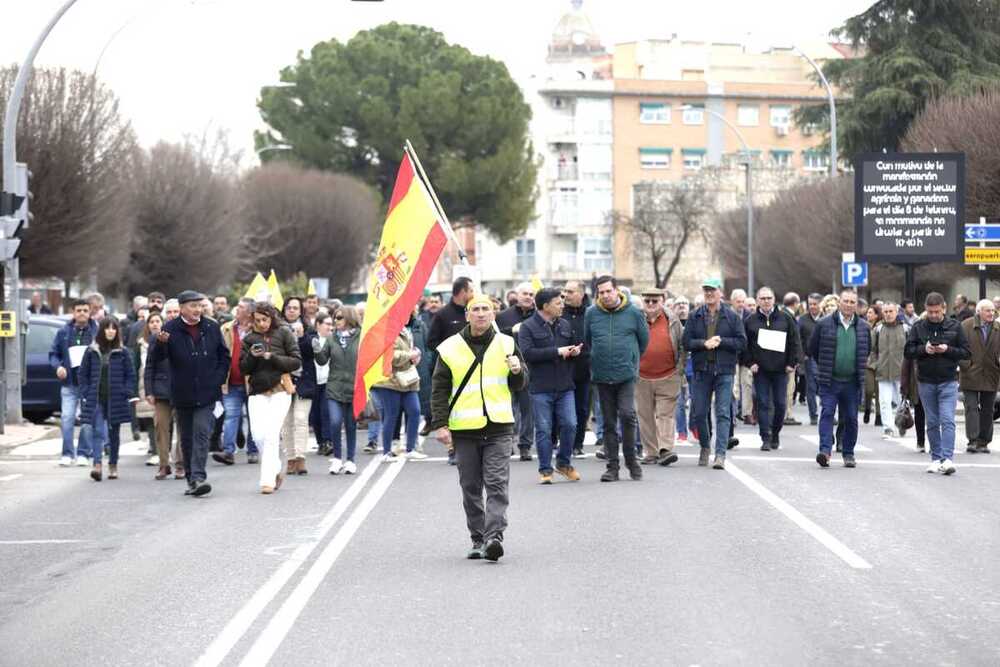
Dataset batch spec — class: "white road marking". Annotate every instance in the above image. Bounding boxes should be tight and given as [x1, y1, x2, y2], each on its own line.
[0, 474, 23, 482]
[799, 434, 873, 452]
[239, 458, 408, 667]
[194, 456, 384, 667]
[0, 539, 86, 545]
[724, 459, 872, 569]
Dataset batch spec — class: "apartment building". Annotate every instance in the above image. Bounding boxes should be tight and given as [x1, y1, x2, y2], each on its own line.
[477, 0, 613, 294]
[611, 38, 853, 295]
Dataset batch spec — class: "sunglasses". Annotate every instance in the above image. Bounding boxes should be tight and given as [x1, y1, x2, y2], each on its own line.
[643, 298, 661, 305]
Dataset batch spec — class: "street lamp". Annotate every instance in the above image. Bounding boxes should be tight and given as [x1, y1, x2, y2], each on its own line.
[794, 45, 837, 178]
[681, 104, 756, 294]
[256, 144, 293, 157]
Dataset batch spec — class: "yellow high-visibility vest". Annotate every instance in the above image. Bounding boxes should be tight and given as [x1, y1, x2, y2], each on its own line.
[437, 332, 515, 430]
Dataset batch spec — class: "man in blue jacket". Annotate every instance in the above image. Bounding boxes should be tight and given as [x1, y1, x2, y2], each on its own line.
[518, 288, 583, 484]
[151, 290, 230, 496]
[49, 299, 102, 466]
[682, 277, 747, 469]
[585, 275, 649, 482]
[808, 288, 870, 468]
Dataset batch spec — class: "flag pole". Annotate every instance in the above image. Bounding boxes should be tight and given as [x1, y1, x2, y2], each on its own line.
[404, 140, 469, 266]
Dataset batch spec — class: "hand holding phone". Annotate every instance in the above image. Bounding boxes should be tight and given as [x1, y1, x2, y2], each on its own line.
[250, 342, 266, 357]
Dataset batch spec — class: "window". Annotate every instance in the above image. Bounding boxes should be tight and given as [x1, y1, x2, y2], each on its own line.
[681, 148, 705, 171]
[769, 104, 792, 128]
[515, 239, 536, 272]
[639, 147, 672, 169]
[683, 104, 704, 125]
[803, 150, 830, 171]
[577, 98, 612, 136]
[579, 144, 612, 181]
[639, 103, 670, 124]
[737, 105, 759, 127]
[551, 189, 579, 227]
[582, 237, 613, 272]
[770, 150, 792, 168]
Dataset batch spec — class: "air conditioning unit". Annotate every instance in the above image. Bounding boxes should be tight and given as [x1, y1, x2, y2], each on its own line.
[775, 124, 789, 137]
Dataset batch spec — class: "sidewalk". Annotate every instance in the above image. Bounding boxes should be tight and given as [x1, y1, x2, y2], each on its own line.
[0, 422, 59, 454]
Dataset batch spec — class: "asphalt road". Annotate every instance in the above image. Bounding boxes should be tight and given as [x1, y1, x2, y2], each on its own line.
[2, 404, 1000, 666]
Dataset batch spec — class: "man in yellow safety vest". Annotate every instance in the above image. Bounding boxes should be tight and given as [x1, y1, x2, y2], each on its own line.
[431, 294, 528, 562]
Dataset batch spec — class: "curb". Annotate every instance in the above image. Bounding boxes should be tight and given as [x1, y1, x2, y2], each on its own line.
[0, 424, 60, 455]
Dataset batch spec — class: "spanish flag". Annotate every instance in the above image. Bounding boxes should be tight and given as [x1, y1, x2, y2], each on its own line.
[353, 150, 448, 417]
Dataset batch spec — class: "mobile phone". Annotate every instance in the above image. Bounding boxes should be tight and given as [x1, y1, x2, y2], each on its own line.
[251, 343, 265, 354]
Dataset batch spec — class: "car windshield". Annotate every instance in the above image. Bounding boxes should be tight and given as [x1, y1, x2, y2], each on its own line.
[26, 322, 59, 356]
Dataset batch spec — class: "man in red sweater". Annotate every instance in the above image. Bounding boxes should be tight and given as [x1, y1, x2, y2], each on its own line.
[637, 287, 684, 466]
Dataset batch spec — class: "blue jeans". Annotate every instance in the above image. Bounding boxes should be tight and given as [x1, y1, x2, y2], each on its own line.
[818, 380, 860, 456]
[691, 370, 734, 457]
[222, 386, 257, 455]
[675, 384, 689, 436]
[373, 388, 420, 454]
[572, 380, 590, 450]
[753, 370, 788, 438]
[804, 358, 819, 420]
[367, 391, 381, 445]
[531, 390, 577, 473]
[918, 381, 959, 462]
[87, 403, 120, 465]
[328, 399, 357, 461]
[60, 385, 94, 460]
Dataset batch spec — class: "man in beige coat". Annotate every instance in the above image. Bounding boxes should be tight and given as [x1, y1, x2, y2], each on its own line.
[959, 299, 1000, 454]
[637, 287, 683, 466]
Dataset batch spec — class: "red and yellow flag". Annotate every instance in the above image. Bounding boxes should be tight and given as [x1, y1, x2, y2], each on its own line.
[353, 151, 448, 417]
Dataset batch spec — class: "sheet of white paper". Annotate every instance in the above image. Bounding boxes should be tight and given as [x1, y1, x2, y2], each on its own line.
[213, 401, 224, 419]
[757, 328, 787, 353]
[68, 345, 87, 368]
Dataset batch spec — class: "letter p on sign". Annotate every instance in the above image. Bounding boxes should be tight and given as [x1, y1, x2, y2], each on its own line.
[842, 261, 868, 287]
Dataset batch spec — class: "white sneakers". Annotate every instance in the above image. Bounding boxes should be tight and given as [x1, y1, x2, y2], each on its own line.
[75, 457, 89, 467]
[59, 455, 73, 467]
[390, 440, 404, 456]
[329, 458, 359, 474]
[404, 450, 428, 460]
[145, 455, 159, 467]
[380, 453, 397, 463]
[926, 459, 957, 475]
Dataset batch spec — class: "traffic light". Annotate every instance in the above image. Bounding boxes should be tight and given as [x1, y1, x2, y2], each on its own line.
[0, 215, 22, 260]
[0, 163, 31, 261]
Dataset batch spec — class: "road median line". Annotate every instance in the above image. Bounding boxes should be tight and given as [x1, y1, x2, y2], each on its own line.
[725, 459, 873, 570]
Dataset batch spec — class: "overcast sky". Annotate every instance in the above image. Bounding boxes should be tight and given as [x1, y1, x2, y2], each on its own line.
[3, 0, 874, 164]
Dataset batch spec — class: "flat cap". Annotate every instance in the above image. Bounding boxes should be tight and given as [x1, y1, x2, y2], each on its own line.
[177, 290, 206, 304]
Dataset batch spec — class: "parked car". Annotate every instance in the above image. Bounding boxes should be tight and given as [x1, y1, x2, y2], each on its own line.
[23, 315, 69, 424]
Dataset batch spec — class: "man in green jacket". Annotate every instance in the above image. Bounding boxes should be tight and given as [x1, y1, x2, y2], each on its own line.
[584, 275, 649, 482]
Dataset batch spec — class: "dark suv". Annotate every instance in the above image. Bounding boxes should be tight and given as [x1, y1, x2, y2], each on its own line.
[23, 315, 69, 423]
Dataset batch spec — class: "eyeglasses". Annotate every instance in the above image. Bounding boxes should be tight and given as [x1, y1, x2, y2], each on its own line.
[643, 298, 661, 305]
[334, 315, 344, 321]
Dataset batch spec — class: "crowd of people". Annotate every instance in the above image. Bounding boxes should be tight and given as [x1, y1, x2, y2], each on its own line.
[42, 277, 990, 558]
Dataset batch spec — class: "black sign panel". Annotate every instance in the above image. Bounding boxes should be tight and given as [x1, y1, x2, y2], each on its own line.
[854, 152, 965, 263]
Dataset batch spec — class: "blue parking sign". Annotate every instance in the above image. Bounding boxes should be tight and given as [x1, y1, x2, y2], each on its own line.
[842, 261, 868, 287]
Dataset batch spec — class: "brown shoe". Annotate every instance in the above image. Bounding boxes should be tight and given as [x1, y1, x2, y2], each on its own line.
[261, 486, 275, 494]
[174, 466, 185, 479]
[287, 460, 297, 475]
[90, 464, 103, 482]
[296, 457, 308, 475]
[555, 465, 581, 481]
[108, 465, 118, 480]
[155, 466, 171, 480]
